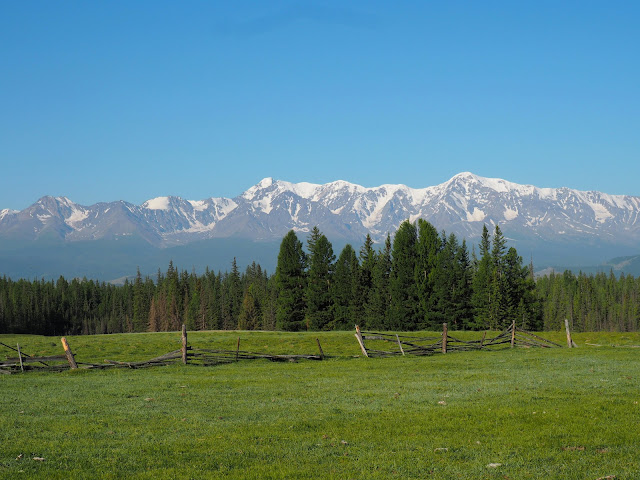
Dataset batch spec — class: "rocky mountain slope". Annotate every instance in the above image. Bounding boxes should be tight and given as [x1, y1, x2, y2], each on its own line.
[1, 172, 639, 277]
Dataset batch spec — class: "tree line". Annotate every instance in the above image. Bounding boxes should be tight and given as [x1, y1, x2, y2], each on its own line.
[0, 220, 638, 335]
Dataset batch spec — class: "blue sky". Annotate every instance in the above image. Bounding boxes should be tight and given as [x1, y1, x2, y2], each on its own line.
[1, 1, 638, 210]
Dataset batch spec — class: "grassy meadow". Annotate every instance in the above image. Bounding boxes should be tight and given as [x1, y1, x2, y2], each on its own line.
[1, 330, 640, 479]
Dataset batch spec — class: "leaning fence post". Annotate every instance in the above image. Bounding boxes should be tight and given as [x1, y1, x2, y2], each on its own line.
[395, 334, 405, 356]
[316, 338, 325, 360]
[61, 337, 78, 369]
[510, 320, 516, 348]
[479, 331, 487, 349]
[17, 343, 24, 373]
[442, 323, 448, 354]
[564, 319, 577, 348]
[236, 336, 241, 362]
[181, 324, 188, 364]
[354, 325, 369, 358]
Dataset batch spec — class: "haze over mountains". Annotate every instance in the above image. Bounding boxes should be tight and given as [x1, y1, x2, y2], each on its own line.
[1, 172, 639, 281]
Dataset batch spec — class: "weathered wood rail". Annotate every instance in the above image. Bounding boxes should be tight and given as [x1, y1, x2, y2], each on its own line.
[0, 328, 327, 374]
[356, 321, 563, 358]
[1, 321, 570, 374]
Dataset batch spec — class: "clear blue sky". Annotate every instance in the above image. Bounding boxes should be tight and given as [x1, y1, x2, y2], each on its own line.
[1, 1, 638, 210]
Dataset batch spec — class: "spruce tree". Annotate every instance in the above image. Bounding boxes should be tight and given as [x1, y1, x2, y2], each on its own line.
[429, 232, 458, 328]
[305, 228, 335, 330]
[471, 224, 492, 329]
[132, 267, 148, 332]
[275, 230, 307, 331]
[415, 220, 442, 328]
[366, 234, 392, 329]
[453, 239, 473, 328]
[389, 220, 419, 330]
[488, 225, 508, 328]
[330, 244, 358, 330]
[415, 218, 443, 328]
[238, 284, 261, 330]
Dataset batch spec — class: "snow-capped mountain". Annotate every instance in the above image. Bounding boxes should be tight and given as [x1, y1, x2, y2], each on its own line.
[1, 172, 640, 262]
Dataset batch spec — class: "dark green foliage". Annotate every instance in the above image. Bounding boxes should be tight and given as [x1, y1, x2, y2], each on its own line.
[305, 227, 335, 330]
[275, 230, 307, 331]
[429, 233, 472, 329]
[452, 239, 474, 328]
[237, 284, 261, 330]
[1, 221, 639, 335]
[389, 220, 419, 330]
[365, 234, 392, 329]
[536, 269, 640, 332]
[330, 244, 359, 330]
[414, 220, 442, 329]
[471, 224, 493, 329]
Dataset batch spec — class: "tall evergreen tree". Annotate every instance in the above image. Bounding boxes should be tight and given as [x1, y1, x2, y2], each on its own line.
[275, 230, 307, 331]
[471, 224, 492, 329]
[429, 232, 459, 328]
[330, 244, 358, 330]
[453, 239, 474, 328]
[415, 219, 442, 328]
[366, 234, 392, 329]
[238, 284, 261, 330]
[357, 234, 376, 324]
[305, 228, 335, 330]
[389, 220, 419, 330]
[488, 225, 508, 328]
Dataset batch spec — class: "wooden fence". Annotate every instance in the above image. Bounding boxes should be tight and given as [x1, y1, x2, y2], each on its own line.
[354, 321, 563, 358]
[0, 327, 325, 374]
[1, 321, 569, 374]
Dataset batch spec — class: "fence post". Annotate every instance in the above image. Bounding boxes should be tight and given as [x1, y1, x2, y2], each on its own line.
[316, 338, 325, 360]
[480, 331, 487, 349]
[396, 334, 405, 356]
[564, 319, 576, 348]
[181, 324, 188, 364]
[442, 323, 448, 354]
[236, 336, 241, 362]
[17, 343, 24, 373]
[510, 320, 516, 348]
[61, 337, 78, 369]
[354, 325, 369, 357]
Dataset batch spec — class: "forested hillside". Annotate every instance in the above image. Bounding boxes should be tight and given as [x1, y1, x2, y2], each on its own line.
[1, 221, 638, 335]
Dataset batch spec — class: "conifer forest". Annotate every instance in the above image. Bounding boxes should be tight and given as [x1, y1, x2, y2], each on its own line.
[1, 220, 638, 335]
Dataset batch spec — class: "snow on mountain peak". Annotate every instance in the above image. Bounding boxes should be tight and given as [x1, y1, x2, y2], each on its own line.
[258, 177, 274, 188]
[188, 200, 208, 211]
[55, 196, 75, 207]
[0, 208, 16, 221]
[3, 172, 640, 255]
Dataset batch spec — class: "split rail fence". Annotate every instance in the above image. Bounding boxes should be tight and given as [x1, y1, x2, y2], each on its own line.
[2, 320, 571, 374]
[0, 325, 325, 375]
[353, 321, 564, 358]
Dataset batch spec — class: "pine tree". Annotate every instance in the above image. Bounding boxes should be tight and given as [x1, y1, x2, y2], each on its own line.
[366, 234, 392, 329]
[238, 284, 261, 330]
[132, 267, 147, 331]
[429, 232, 458, 328]
[488, 225, 508, 328]
[330, 244, 358, 330]
[358, 234, 376, 321]
[415, 219, 442, 328]
[227, 258, 242, 329]
[275, 230, 307, 331]
[453, 239, 473, 328]
[389, 220, 419, 330]
[305, 228, 335, 330]
[471, 224, 492, 329]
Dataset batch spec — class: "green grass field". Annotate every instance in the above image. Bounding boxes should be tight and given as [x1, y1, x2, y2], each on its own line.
[1, 330, 639, 479]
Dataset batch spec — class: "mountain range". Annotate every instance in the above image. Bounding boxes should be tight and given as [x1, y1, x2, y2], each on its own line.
[1, 172, 639, 281]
